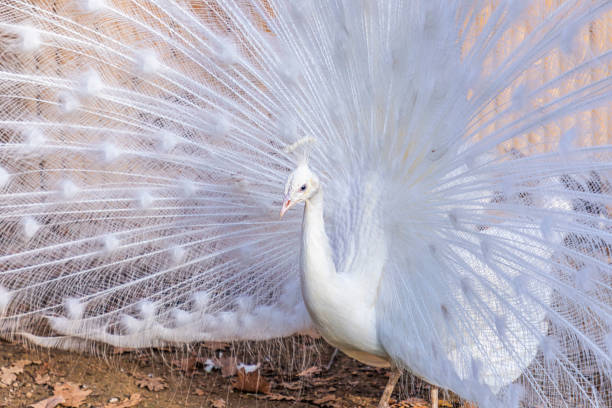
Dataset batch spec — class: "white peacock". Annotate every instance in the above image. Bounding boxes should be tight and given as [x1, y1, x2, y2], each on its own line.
[0, 1, 610, 407]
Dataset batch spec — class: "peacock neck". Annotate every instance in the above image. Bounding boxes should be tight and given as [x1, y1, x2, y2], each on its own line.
[301, 189, 337, 286]
[299, 188, 389, 366]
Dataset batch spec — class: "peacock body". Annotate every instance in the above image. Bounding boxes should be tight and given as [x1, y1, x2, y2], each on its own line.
[0, 1, 611, 407]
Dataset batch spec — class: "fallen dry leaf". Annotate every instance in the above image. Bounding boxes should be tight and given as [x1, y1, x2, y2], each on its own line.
[345, 395, 378, 407]
[313, 394, 338, 405]
[231, 368, 271, 394]
[171, 356, 210, 374]
[171, 357, 198, 373]
[310, 377, 333, 386]
[297, 366, 321, 377]
[213, 356, 238, 377]
[193, 388, 205, 396]
[261, 393, 296, 401]
[47, 364, 66, 378]
[279, 381, 302, 390]
[35, 373, 51, 385]
[0, 359, 34, 386]
[0, 367, 18, 387]
[134, 374, 167, 392]
[202, 342, 230, 351]
[103, 393, 143, 408]
[112, 347, 136, 355]
[28, 395, 64, 408]
[209, 398, 226, 408]
[390, 397, 430, 408]
[13, 359, 33, 370]
[53, 382, 92, 407]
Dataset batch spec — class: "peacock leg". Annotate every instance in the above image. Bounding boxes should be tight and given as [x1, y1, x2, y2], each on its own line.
[377, 367, 402, 408]
[326, 348, 339, 370]
[431, 386, 439, 408]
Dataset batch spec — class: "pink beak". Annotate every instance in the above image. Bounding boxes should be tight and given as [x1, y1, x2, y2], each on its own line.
[280, 196, 292, 218]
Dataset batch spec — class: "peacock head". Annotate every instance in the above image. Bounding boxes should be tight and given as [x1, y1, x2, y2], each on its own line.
[280, 163, 320, 218]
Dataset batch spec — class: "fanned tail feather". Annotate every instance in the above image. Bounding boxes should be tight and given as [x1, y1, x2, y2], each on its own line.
[0, 0, 313, 345]
[0, 1, 610, 407]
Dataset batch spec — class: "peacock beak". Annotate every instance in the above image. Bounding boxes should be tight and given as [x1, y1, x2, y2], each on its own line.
[280, 196, 292, 218]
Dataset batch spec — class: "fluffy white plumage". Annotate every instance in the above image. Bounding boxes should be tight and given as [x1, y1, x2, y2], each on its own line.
[0, 1, 611, 407]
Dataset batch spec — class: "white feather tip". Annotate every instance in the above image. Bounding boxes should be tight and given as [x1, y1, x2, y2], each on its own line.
[22, 216, 40, 239]
[78, 70, 103, 97]
[15, 25, 41, 52]
[134, 49, 160, 74]
[0, 286, 13, 315]
[0, 166, 10, 188]
[64, 297, 86, 320]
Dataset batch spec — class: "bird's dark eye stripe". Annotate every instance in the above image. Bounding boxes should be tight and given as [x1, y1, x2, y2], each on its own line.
[300, 184, 307, 191]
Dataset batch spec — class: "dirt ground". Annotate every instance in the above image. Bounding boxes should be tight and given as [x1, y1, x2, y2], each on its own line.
[0, 337, 460, 408]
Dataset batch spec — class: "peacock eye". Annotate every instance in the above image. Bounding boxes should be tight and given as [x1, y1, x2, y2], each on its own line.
[300, 184, 307, 191]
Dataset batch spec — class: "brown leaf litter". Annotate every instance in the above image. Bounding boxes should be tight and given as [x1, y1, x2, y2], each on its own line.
[231, 367, 271, 394]
[133, 373, 167, 392]
[30, 382, 92, 408]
